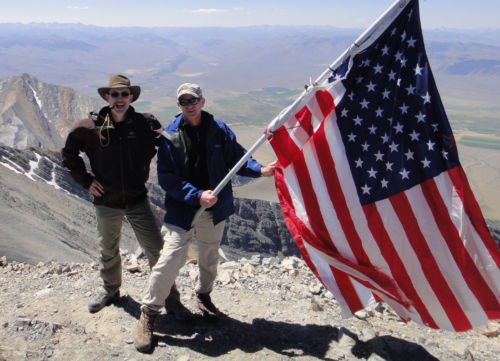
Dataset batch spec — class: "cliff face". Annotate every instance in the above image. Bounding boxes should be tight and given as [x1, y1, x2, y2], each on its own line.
[0, 74, 103, 150]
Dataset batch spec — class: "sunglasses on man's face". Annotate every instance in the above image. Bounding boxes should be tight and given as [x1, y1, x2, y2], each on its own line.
[110, 91, 131, 98]
[179, 97, 201, 106]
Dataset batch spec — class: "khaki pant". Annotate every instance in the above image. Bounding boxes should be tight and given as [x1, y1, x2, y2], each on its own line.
[142, 210, 225, 311]
[95, 199, 163, 295]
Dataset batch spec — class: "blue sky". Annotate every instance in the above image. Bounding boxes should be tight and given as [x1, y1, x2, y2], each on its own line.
[1, 0, 499, 29]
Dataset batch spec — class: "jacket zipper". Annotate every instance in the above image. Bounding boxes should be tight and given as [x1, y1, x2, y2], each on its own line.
[118, 135, 126, 206]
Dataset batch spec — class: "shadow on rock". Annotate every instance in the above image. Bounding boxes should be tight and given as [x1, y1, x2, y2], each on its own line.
[116, 295, 438, 361]
[351, 334, 439, 361]
[117, 294, 338, 359]
[157, 314, 339, 360]
[115, 294, 141, 318]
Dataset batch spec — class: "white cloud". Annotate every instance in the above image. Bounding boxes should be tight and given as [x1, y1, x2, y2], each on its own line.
[67, 6, 89, 10]
[184, 8, 229, 14]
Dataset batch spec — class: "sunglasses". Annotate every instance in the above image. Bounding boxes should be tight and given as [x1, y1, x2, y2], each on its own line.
[110, 91, 131, 98]
[179, 97, 201, 106]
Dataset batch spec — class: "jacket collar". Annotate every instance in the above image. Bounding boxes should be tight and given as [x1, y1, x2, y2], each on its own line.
[97, 105, 136, 126]
[169, 110, 214, 133]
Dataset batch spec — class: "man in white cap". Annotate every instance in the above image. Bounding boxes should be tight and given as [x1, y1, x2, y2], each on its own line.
[62, 74, 184, 315]
[134, 83, 276, 352]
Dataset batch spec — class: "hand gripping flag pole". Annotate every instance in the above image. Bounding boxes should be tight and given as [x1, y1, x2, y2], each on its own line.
[171, 0, 411, 225]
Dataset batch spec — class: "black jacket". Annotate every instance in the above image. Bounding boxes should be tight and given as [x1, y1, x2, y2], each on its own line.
[61, 106, 162, 208]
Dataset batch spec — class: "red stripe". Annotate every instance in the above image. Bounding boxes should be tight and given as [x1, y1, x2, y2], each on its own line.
[274, 163, 322, 281]
[296, 106, 313, 136]
[293, 154, 341, 252]
[292, 154, 365, 311]
[328, 265, 366, 314]
[421, 176, 500, 322]
[390, 192, 471, 330]
[291, 153, 409, 309]
[275, 162, 364, 313]
[449, 167, 500, 269]
[296, 218, 412, 307]
[269, 106, 313, 168]
[269, 125, 299, 168]
[315, 90, 335, 117]
[362, 202, 439, 329]
[313, 116, 373, 268]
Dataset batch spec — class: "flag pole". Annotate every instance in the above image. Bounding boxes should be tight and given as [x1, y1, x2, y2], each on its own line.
[186, 0, 410, 223]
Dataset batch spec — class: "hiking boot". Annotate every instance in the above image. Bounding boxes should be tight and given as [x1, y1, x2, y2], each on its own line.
[165, 285, 191, 321]
[196, 292, 220, 322]
[88, 291, 120, 314]
[134, 306, 159, 353]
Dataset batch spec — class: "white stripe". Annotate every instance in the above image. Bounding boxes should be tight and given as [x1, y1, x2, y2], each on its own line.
[304, 241, 353, 318]
[306, 93, 325, 132]
[302, 133, 377, 311]
[350, 278, 377, 310]
[284, 157, 375, 316]
[282, 165, 313, 235]
[322, 108, 402, 291]
[289, 123, 309, 149]
[436, 172, 500, 303]
[406, 179, 489, 328]
[283, 132, 377, 314]
[320, 101, 428, 324]
[305, 239, 408, 303]
[302, 128, 358, 263]
[376, 198, 451, 329]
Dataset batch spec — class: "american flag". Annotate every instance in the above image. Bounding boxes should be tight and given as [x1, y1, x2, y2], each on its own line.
[268, 0, 500, 331]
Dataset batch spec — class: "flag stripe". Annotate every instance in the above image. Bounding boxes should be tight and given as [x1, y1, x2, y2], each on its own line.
[421, 174, 500, 321]
[314, 119, 373, 267]
[389, 191, 471, 330]
[449, 167, 500, 270]
[283, 154, 413, 310]
[276, 163, 362, 314]
[405, 178, 490, 329]
[292, 152, 366, 312]
[363, 202, 439, 328]
[375, 198, 451, 328]
[445, 171, 500, 304]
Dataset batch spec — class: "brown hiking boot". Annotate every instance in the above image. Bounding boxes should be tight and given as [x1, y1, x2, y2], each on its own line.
[134, 306, 159, 353]
[196, 292, 220, 322]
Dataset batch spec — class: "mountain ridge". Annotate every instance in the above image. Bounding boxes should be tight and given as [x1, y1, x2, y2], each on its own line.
[0, 73, 103, 149]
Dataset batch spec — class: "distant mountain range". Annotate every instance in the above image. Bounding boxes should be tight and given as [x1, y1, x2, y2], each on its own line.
[0, 23, 498, 133]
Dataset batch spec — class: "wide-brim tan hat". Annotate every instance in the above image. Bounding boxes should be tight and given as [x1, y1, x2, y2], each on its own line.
[97, 74, 141, 102]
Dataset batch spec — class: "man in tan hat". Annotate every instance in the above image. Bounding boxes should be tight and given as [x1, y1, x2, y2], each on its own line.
[133, 83, 276, 352]
[62, 74, 185, 314]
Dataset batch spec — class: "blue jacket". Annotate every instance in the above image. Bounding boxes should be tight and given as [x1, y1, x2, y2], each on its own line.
[158, 111, 263, 230]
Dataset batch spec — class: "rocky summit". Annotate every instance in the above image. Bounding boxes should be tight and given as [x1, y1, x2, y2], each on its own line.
[1, 254, 499, 361]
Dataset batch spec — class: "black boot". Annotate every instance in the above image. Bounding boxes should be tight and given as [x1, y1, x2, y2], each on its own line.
[88, 291, 120, 313]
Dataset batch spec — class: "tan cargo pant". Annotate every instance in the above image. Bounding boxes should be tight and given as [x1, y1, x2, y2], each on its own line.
[95, 199, 163, 295]
[141, 210, 225, 311]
